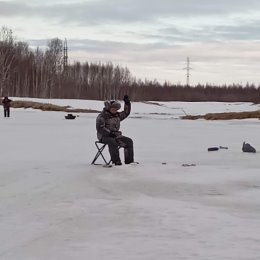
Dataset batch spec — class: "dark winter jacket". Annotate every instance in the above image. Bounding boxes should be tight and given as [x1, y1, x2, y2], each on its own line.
[2, 97, 12, 109]
[96, 100, 131, 141]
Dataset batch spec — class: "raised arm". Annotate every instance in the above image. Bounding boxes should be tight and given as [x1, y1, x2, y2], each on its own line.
[119, 95, 131, 121]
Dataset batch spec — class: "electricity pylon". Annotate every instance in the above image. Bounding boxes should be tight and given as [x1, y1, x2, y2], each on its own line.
[63, 38, 68, 73]
[183, 57, 192, 86]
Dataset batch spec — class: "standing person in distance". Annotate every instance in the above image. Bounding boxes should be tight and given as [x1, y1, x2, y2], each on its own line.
[96, 95, 134, 166]
[2, 96, 12, 117]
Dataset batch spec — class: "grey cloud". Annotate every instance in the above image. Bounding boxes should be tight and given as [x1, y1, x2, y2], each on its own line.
[0, 1, 29, 16]
[210, 23, 260, 41]
[3, 0, 259, 45]
[1, 0, 260, 25]
[28, 36, 260, 60]
[29, 38, 173, 53]
[139, 19, 260, 43]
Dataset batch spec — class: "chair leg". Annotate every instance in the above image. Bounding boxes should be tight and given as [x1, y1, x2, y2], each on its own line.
[91, 142, 111, 165]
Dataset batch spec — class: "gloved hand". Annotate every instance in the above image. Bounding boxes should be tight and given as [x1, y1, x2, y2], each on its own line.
[109, 132, 117, 138]
[123, 95, 130, 104]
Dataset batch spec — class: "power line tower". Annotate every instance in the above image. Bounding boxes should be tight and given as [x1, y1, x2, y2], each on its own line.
[183, 57, 192, 86]
[63, 38, 68, 73]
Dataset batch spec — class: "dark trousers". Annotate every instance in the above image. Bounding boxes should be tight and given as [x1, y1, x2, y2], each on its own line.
[101, 135, 134, 164]
[4, 108, 10, 117]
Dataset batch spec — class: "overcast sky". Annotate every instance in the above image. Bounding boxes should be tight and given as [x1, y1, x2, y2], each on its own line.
[1, 0, 260, 85]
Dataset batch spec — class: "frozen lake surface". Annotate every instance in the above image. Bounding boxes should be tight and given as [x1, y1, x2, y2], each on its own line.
[0, 99, 260, 260]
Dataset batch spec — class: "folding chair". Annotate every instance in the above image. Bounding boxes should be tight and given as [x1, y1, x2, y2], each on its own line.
[91, 141, 112, 165]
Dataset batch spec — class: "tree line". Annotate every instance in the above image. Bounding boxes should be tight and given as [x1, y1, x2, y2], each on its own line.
[1, 26, 260, 103]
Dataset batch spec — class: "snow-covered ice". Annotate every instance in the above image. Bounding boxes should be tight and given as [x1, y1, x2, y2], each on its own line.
[0, 98, 260, 260]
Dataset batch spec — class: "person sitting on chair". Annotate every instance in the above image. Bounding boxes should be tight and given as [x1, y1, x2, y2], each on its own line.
[96, 95, 134, 166]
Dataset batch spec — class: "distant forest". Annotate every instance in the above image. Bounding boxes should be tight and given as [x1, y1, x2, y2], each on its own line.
[1, 26, 260, 103]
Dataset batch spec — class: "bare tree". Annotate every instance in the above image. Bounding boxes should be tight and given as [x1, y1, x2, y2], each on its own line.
[0, 26, 15, 96]
[43, 38, 63, 98]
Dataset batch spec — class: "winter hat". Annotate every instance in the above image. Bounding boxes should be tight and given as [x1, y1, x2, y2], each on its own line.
[104, 100, 121, 110]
